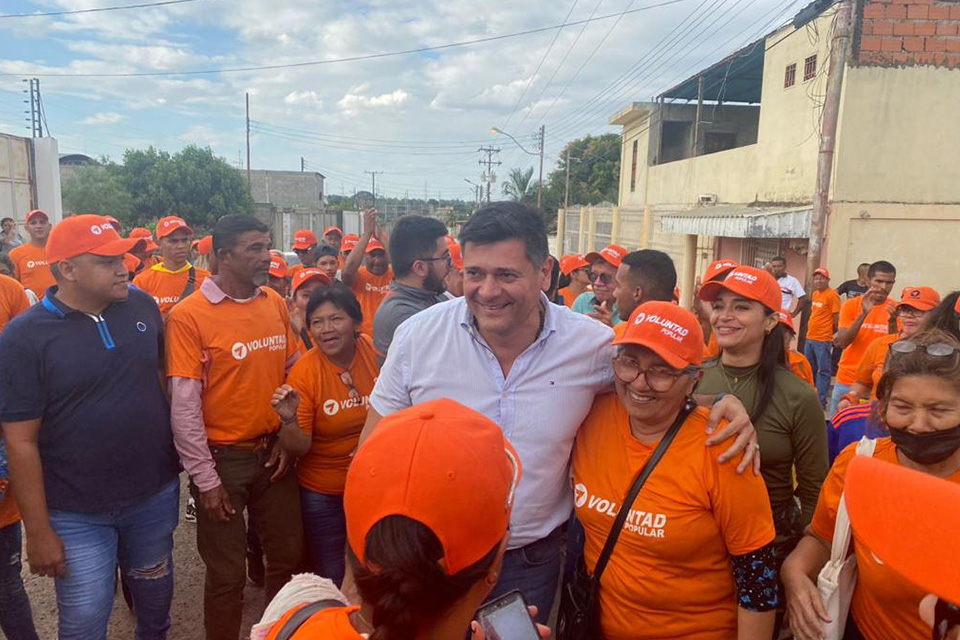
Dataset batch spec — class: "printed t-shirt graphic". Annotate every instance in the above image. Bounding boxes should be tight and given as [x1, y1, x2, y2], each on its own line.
[349, 266, 393, 336]
[806, 288, 842, 342]
[9, 243, 55, 298]
[133, 263, 211, 316]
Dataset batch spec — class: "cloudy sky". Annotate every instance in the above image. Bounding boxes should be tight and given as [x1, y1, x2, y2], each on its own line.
[0, 0, 799, 202]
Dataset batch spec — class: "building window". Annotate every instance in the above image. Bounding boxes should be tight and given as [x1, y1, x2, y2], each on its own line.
[804, 55, 817, 81]
[630, 139, 638, 192]
[784, 63, 796, 88]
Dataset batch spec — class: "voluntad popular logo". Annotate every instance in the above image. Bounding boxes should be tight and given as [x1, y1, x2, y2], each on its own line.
[231, 342, 249, 360]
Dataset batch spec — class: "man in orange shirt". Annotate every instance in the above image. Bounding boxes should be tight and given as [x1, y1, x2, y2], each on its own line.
[128, 227, 159, 269]
[803, 267, 842, 406]
[289, 229, 318, 279]
[340, 233, 359, 265]
[9, 209, 55, 299]
[314, 245, 340, 283]
[341, 209, 392, 336]
[557, 254, 590, 308]
[166, 215, 304, 640]
[830, 260, 897, 416]
[321, 226, 342, 251]
[132, 216, 210, 317]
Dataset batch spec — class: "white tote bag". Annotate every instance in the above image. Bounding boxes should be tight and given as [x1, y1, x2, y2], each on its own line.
[816, 437, 876, 640]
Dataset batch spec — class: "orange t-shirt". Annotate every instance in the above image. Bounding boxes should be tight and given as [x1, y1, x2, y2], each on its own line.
[9, 243, 55, 298]
[166, 286, 299, 444]
[0, 274, 30, 333]
[806, 288, 841, 342]
[702, 331, 720, 360]
[787, 350, 815, 387]
[572, 395, 775, 640]
[0, 492, 21, 529]
[132, 263, 210, 317]
[350, 266, 392, 336]
[558, 287, 576, 308]
[288, 263, 306, 280]
[837, 297, 893, 384]
[612, 321, 627, 340]
[854, 333, 899, 399]
[265, 605, 362, 640]
[287, 335, 380, 494]
[812, 438, 954, 640]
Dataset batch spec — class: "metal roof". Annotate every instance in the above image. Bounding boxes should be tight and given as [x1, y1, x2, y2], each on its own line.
[659, 205, 812, 238]
[659, 38, 766, 104]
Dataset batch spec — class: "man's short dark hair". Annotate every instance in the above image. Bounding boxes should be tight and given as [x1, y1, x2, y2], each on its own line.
[622, 250, 676, 302]
[458, 202, 548, 266]
[1, 217, 13, 226]
[771, 256, 786, 264]
[868, 260, 896, 278]
[213, 215, 269, 254]
[315, 244, 339, 260]
[388, 215, 448, 278]
[858, 262, 871, 271]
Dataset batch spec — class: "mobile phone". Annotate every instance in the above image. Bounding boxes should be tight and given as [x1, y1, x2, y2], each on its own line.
[476, 590, 540, 640]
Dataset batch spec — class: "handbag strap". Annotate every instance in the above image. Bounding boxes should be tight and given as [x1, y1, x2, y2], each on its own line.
[180, 266, 197, 299]
[273, 599, 344, 640]
[830, 437, 877, 562]
[591, 399, 695, 584]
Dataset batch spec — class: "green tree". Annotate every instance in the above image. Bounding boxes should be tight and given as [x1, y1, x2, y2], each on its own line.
[62, 164, 135, 222]
[501, 167, 537, 204]
[542, 133, 621, 219]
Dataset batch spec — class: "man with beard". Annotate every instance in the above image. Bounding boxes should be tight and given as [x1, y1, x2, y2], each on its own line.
[373, 215, 449, 366]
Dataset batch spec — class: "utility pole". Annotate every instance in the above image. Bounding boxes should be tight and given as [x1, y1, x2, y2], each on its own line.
[365, 171, 383, 208]
[537, 124, 545, 209]
[807, 0, 852, 283]
[477, 146, 501, 204]
[245, 92, 252, 192]
[23, 78, 43, 138]
[301, 157, 305, 172]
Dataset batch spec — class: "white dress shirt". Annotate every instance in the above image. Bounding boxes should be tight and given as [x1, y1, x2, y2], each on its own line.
[370, 294, 615, 548]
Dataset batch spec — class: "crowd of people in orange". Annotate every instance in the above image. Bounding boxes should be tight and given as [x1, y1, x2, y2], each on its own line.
[0, 203, 956, 640]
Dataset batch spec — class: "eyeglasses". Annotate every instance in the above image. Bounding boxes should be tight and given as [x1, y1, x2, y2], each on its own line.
[589, 270, 614, 285]
[339, 370, 360, 401]
[897, 306, 927, 319]
[419, 254, 453, 267]
[889, 341, 960, 358]
[934, 599, 960, 640]
[612, 356, 696, 392]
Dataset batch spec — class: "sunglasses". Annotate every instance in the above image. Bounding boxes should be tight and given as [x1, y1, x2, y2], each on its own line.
[339, 370, 360, 401]
[889, 341, 959, 358]
[588, 271, 614, 285]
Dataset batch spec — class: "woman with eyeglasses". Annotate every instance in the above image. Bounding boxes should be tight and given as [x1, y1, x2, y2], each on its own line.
[270, 285, 378, 587]
[783, 328, 960, 640]
[695, 267, 828, 596]
[572, 301, 779, 639]
[836, 286, 941, 412]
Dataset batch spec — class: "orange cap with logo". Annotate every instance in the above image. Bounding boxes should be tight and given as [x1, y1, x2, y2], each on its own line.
[129, 227, 159, 252]
[584, 245, 628, 269]
[47, 214, 146, 263]
[777, 310, 795, 333]
[445, 236, 463, 271]
[698, 265, 781, 313]
[366, 238, 386, 254]
[323, 226, 343, 238]
[123, 253, 141, 273]
[104, 215, 122, 232]
[290, 267, 331, 295]
[560, 254, 590, 276]
[897, 286, 940, 312]
[292, 229, 319, 251]
[813, 267, 830, 279]
[703, 259, 739, 283]
[345, 398, 521, 576]
[613, 301, 704, 369]
[269, 255, 288, 279]
[195, 235, 213, 256]
[846, 456, 960, 605]
[341, 234, 360, 253]
[156, 215, 193, 239]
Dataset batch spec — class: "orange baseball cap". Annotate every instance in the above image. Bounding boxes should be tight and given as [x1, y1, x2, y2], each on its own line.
[195, 235, 213, 256]
[104, 215, 122, 232]
[366, 238, 386, 254]
[290, 267, 331, 295]
[585, 245, 628, 269]
[345, 398, 521, 576]
[292, 229, 319, 251]
[323, 226, 343, 238]
[777, 310, 796, 333]
[25, 209, 48, 223]
[703, 259, 739, 283]
[898, 286, 940, 312]
[559, 254, 590, 276]
[846, 456, 960, 605]
[613, 301, 704, 369]
[123, 253, 141, 273]
[129, 227, 159, 252]
[269, 255, 288, 279]
[156, 215, 193, 239]
[341, 234, 360, 252]
[813, 267, 831, 279]
[698, 265, 781, 313]
[47, 214, 145, 263]
[445, 236, 463, 271]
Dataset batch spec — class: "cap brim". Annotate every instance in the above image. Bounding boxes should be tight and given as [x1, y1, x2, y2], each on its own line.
[292, 243, 315, 251]
[584, 251, 618, 267]
[293, 273, 331, 293]
[89, 237, 145, 258]
[366, 246, 385, 254]
[698, 279, 766, 306]
[612, 333, 691, 370]
[897, 300, 938, 312]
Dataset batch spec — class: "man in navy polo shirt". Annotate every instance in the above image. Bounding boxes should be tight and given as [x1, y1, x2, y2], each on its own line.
[0, 214, 180, 639]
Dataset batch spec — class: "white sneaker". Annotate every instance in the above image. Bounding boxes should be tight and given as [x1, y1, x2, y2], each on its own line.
[185, 497, 197, 523]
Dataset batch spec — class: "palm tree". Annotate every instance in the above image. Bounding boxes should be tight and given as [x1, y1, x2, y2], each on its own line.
[502, 167, 536, 204]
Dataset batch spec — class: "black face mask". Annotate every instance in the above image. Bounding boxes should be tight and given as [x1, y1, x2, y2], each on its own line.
[890, 423, 960, 465]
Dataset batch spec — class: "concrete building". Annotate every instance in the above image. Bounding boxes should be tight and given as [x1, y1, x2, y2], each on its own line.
[247, 169, 342, 250]
[569, 0, 960, 304]
[1, 133, 62, 224]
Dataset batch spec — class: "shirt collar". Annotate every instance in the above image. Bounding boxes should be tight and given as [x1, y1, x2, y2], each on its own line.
[151, 261, 193, 275]
[200, 277, 267, 304]
[41, 285, 127, 318]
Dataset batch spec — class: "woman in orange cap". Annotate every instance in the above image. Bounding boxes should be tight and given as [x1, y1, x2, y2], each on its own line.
[778, 311, 815, 387]
[836, 286, 941, 412]
[696, 266, 828, 611]
[288, 268, 333, 353]
[783, 327, 960, 640]
[571, 301, 779, 639]
[261, 398, 540, 640]
[557, 254, 591, 309]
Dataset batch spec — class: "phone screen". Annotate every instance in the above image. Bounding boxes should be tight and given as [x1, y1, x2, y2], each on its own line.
[478, 593, 539, 640]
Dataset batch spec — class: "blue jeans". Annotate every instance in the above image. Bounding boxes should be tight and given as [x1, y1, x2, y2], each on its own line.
[49, 479, 179, 640]
[829, 382, 852, 419]
[485, 526, 564, 624]
[0, 522, 38, 640]
[300, 488, 346, 588]
[804, 339, 834, 406]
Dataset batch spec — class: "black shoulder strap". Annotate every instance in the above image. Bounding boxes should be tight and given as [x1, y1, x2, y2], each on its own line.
[273, 599, 345, 640]
[300, 327, 313, 350]
[180, 267, 197, 300]
[590, 400, 694, 584]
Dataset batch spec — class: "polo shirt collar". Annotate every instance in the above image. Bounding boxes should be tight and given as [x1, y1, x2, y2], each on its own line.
[41, 286, 128, 318]
[200, 276, 267, 305]
[459, 292, 557, 344]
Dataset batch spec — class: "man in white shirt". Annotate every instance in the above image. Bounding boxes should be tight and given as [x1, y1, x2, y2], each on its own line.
[770, 256, 807, 315]
[360, 202, 760, 622]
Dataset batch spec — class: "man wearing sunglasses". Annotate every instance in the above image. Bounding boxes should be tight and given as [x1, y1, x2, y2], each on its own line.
[373, 215, 450, 366]
[571, 244, 627, 326]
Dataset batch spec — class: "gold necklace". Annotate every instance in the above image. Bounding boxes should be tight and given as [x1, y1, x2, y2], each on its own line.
[718, 360, 759, 392]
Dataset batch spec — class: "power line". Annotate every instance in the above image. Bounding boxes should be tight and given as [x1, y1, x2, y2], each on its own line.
[0, 0, 208, 19]
[1, 0, 694, 78]
[250, 120, 533, 149]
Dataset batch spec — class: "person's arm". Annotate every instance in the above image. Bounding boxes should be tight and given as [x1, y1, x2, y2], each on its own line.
[359, 406, 384, 447]
[270, 384, 311, 457]
[792, 294, 809, 318]
[169, 378, 222, 492]
[694, 394, 761, 474]
[831, 312, 839, 335]
[341, 208, 377, 287]
[360, 323, 415, 445]
[791, 392, 830, 526]
[835, 294, 876, 348]
[5, 419, 66, 577]
[782, 534, 832, 640]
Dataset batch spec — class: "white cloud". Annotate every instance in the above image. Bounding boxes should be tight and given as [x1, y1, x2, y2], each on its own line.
[284, 90, 322, 107]
[78, 112, 126, 125]
[338, 89, 410, 115]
